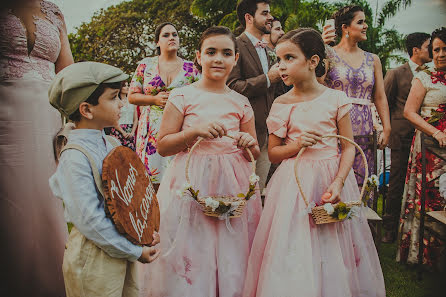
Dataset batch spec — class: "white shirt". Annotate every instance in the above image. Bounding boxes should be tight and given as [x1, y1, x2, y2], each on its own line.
[408, 59, 420, 76]
[49, 129, 142, 261]
[244, 31, 271, 87]
[118, 99, 135, 126]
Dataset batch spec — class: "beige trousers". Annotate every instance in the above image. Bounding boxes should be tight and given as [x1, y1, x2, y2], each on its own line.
[63, 227, 138, 297]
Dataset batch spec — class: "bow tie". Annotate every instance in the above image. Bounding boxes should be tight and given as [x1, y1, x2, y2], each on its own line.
[415, 65, 428, 72]
[255, 40, 268, 49]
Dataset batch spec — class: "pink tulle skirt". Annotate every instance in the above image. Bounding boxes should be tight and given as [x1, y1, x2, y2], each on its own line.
[138, 143, 262, 297]
[243, 154, 385, 297]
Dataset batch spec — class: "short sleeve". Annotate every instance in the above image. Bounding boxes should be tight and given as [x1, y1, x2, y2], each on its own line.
[413, 70, 432, 92]
[130, 62, 146, 94]
[337, 91, 353, 122]
[167, 88, 186, 115]
[41, 1, 66, 33]
[266, 103, 290, 138]
[239, 94, 254, 124]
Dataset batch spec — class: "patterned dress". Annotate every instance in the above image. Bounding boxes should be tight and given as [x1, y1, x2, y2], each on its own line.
[397, 69, 446, 266]
[325, 46, 376, 190]
[0, 1, 68, 296]
[130, 57, 199, 184]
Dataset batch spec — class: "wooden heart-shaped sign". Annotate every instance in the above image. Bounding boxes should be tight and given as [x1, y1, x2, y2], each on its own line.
[102, 146, 160, 246]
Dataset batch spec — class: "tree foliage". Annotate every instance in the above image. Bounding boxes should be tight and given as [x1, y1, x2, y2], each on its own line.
[68, 0, 213, 74]
[190, 0, 411, 71]
[69, 0, 412, 75]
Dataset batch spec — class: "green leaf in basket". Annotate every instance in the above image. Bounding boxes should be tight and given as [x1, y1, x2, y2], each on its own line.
[338, 212, 348, 220]
[237, 193, 246, 198]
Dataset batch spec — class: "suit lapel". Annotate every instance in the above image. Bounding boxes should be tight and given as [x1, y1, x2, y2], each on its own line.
[402, 62, 413, 82]
[240, 33, 263, 74]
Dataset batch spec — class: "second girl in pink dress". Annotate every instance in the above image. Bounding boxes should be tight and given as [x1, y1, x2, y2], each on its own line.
[243, 28, 385, 297]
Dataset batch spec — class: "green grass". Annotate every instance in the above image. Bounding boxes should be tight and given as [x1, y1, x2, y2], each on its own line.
[380, 242, 445, 297]
[376, 195, 445, 296]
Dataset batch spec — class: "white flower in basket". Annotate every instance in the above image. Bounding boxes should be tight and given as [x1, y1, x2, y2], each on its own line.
[249, 173, 260, 184]
[184, 136, 257, 218]
[204, 197, 220, 211]
[323, 203, 335, 215]
[368, 174, 379, 187]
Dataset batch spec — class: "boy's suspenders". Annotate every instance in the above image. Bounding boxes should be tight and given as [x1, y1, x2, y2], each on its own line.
[59, 135, 120, 198]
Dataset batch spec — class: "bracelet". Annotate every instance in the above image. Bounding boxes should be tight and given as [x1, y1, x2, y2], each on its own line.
[432, 130, 441, 138]
[334, 176, 345, 186]
[182, 130, 190, 150]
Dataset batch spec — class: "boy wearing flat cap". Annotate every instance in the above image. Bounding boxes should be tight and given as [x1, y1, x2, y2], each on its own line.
[48, 62, 160, 297]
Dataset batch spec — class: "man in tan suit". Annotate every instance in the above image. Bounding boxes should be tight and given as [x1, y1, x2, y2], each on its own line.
[382, 32, 431, 243]
[227, 0, 282, 191]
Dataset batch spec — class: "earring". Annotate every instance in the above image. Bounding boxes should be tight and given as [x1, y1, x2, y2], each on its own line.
[346, 31, 349, 38]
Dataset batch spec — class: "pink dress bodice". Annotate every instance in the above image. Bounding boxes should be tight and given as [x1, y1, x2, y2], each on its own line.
[0, 1, 64, 82]
[169, 84, 254, 154]
[266, 88, 352, 159]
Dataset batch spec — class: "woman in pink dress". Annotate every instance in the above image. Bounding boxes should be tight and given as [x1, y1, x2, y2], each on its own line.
[138, 26, 262, 297]
[0, 0, 73, 296]
[243, 28, 384, 297]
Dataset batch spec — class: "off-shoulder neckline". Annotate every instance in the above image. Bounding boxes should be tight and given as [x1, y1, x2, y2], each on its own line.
[274, 88, 331, 106]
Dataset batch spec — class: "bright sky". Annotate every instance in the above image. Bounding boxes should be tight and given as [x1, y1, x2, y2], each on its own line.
[51, 0, 445, 36]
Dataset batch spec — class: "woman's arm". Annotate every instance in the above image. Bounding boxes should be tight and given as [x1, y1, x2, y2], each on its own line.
[55, 19, 74, 73]
[372, 55, 391, 149]
[404, 79, 446, 147]
[128, 91, 169, 107]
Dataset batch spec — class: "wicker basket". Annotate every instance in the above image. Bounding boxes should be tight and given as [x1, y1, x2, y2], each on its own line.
[185, 136, 256, 218]
[294, 134, 368, 224]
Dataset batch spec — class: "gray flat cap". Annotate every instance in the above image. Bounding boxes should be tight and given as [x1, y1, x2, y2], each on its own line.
[49, 62, 129, 118]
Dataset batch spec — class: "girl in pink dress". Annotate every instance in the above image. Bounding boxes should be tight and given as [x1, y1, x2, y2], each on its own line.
[138, 26, 262, 297]
[242, 28, 385, 297]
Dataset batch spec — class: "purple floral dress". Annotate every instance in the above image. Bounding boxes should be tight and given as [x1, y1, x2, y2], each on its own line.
[325, 46, 376, 190]
[130, 57, 199, 183]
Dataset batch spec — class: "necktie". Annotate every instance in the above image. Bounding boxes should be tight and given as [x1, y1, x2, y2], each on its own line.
[415, 65, 428, 72]
[255, 40, 267, 49]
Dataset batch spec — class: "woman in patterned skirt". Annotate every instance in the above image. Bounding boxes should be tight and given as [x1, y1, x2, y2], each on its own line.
[397, 27, 446, 268]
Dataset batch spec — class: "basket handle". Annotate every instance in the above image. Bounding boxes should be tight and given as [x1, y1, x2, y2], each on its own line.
[293, 134, 368, 207]
[185, 134, 256, 185]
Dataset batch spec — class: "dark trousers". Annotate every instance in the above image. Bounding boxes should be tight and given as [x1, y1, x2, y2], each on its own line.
[383, 145, 411, 232]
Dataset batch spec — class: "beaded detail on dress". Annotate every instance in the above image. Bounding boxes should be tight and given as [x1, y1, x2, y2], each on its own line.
[0, 1, 64, 81]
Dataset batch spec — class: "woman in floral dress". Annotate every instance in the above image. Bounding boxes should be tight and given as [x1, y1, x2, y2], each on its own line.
[129, 22, 199, 187]
[397, 27, 446, 267]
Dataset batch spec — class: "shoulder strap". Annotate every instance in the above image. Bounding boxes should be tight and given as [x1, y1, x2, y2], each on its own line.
[105, 135, 121, 148]
[60, 144, 105, 198]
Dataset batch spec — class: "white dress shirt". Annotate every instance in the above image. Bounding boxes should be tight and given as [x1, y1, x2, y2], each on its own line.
[49, 129, 143, 261]
[408, 59, 420, 76]
[244, 31, 271, 87]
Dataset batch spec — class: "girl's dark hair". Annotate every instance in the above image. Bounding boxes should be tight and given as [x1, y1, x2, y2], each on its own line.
[68, 82, 122, 122]
[332, 5, 364, 37]
[277, 28, 326, 77]
[429, 27, 446, 59]
[194, 26, 238, 72]
[154, 22, 176, 56]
